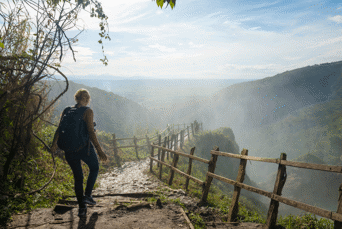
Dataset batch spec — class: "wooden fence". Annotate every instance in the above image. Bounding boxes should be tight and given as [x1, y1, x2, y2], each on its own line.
[111, 121, 202, 164]
[149, 145, 342, 228]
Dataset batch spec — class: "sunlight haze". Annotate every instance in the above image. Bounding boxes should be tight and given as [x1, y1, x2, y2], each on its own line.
[61, 0, 342, 79]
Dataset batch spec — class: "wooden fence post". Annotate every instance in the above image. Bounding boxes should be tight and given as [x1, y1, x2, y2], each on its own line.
[266, 153, 287, 228]
[180, 130, 184, 149]
[191, 123, 194, 137]
[164, 136, 168, 160]
[170, 134, 174, 158]
[187, 126, 190, 141]
[185, 147, 196, 191]
[200, 147, 219, 204]
[150, 143, 154, 173]
[112, 133, 121, 167]
[176, 133, 179, 150]
[133, 136, 139, 160]
[168, 153, 179, 186]
[335, 184, 342, 229]
[157, 134, 161, 167]
[159, 144, 166, 180]
[167, 135, 170, 160]
[227, 149, 248, 222]
[146, 134, 151, 156]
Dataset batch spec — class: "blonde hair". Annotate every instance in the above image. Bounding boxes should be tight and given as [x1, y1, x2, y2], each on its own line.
[74, 88, 90, 105]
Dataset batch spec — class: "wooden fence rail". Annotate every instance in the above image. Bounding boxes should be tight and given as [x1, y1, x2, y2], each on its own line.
[150, 144, 342, 228]
[112, 121, 201, 166]
[211, 150, 342, 173]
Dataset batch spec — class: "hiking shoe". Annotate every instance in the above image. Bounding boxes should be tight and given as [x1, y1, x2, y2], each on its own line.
[78, 207, 87, 217]
[83, 195, 96, 205]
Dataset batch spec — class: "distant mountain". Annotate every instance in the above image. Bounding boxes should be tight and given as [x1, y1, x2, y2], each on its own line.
[170, 61, 342, 133]
[68, 75, 156, 81]
[166, 60, 342, 216]
[46, 80, 162, 137]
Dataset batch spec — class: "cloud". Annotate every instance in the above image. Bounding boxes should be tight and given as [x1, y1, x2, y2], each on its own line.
[328, 15, 342, 24]
[63, 0, 342, 79]
[63, 46, 97, 64]
[189, 42, 203, 48]
[223, 20, 241, 29]
[223, 64, 278, 71]
[148, 44, 176, 52]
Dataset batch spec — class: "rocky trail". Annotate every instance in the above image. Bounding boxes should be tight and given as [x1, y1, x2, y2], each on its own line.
[7, 158, 266, 229]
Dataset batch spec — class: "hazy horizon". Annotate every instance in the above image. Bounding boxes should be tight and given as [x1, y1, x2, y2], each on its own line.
[57, 0, 342, 80]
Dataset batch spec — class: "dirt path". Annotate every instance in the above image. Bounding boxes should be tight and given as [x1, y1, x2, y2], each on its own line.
[7, 158, 267, 229]
[6, 159, 192, 229]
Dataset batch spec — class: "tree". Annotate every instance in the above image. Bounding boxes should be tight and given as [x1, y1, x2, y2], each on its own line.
[0, 0, 176, 198]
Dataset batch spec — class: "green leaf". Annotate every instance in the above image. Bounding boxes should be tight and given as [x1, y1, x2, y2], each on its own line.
[157, 0, 164, 8]
[170, 0, 175, 9]
[0, 41, 4, 49]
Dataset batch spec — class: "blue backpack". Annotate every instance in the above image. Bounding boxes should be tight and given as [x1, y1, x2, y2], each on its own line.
[57, 105, 89, 152]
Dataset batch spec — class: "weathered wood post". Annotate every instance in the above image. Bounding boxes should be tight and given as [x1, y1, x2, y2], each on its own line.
[174, 133, 178, 151]
[167, 135, 170, 160]
[187, 126, 190, 141]
[170, 134, 174, 158]
[227, 149, 248, 222]
[157, 134, 161, 167]
[159, 144, 166, 180]
[168, 152, 179, 186]
[191, 123, 194, 137]
[164, 136, 168, 160]
[133, 136, 139, 160]
[335, 184, 342, 229]
[112, 134, 121, 167]
[150, 143, 155, 173]
[146, 134, 151, 156]
[180, 130, 184, 149]
[185, 147, 196, 191]
[200, 147, 219, 204]
[266, 153, 287, 228]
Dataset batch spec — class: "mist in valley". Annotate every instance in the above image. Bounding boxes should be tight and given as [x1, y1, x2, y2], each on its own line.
[46, 60, 342, 217]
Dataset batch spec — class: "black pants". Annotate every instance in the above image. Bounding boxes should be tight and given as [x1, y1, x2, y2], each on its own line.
[65, 143, 99, 207]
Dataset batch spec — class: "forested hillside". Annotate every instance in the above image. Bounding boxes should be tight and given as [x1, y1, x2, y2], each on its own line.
[46, 80, 162, 137]
[168, 61, 342, 132]
[166, 60, 342, 216]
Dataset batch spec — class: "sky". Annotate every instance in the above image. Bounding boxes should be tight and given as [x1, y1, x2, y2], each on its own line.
[60, 0, 342, 79]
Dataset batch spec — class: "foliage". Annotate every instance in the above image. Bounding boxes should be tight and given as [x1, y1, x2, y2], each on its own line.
[277, 213, 333, 229]
[0, 132, 75, 225]
[154, 0, 176, 9]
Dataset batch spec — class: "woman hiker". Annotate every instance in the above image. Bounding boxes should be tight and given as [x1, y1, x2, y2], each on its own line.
[51, 89, 108, 217]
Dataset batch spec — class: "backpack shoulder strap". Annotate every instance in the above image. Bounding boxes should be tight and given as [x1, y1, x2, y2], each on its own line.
[63, 106, 72, 114]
